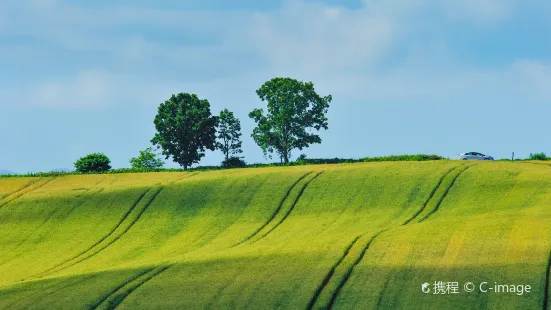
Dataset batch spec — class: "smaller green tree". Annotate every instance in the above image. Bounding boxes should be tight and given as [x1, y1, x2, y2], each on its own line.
[222, 156, 247, 168]
[130, 147, 165, 169]
[528, 152, 548, 160]
[216, 109, 243, 161]
[74, 153, 111, 173]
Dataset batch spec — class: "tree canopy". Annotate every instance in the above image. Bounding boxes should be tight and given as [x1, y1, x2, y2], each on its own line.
[129, 147, 165, 169]
[74, 153, 111, 173]
[249, 77, 332, 163]
[151, 93, 217, 170]
[216, 109, 243, 161]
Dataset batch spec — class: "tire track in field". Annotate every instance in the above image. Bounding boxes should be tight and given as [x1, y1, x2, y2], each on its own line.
[189, 175, 273, 252]
[401, 165, 459, 225]
[302, 163, 479, 309]
[6, 274, 95, 310]
[325, 230, 387, 310]
[0, 178, 56, 210]
[63, 177, 110, 218]
[254, 171, 325, 242]
[89, 268, 153, 310]
[28, 173, 198, 280]
[0, 207, 60, 268]
[28, 189, 151, 280]
[0, 178, 42, 202]
[374, 278, 391, 310]
[327, 229, 387, 309]
[543, 249, 551, 310]
[0, 180, 109, 268]
[308, 165, 470, 309]
[34, 188, 163, 279]
[90, 265, 171, 310]
[307, 236, 361, 310]
[232, 171, 313, 247]
[417, 164, 474, 223]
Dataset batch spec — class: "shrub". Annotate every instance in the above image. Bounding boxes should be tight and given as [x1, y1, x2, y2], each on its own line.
[222, 157, 247, 168]
[130, 147, 165, 169]
[528, 152, 548, 161]
[295, 154, 308, 165]
[74, 153, 112, 173]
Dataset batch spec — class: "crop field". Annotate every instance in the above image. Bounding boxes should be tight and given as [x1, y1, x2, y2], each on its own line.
[0, 161, 550, 309]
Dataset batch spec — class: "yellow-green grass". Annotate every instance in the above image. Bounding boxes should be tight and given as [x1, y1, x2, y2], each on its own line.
[0, 161, 550, 309]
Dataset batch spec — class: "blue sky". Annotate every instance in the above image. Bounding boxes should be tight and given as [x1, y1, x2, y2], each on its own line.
[1, 0, 550, 172]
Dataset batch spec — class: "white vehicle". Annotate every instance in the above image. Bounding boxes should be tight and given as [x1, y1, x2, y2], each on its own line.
[458, 152, 494, 161]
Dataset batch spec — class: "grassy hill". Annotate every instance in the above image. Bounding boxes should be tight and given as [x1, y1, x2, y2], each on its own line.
[0, 161, 550, 309]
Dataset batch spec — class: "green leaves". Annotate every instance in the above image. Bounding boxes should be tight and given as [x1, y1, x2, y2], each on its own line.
[130, 147, 165, 169]
[216, 109, 243, 161]
[151, 93, 217, 170]
[250, 77, 332, 163]
[74, 153, 111, 173]
[528, 152, 549, 160]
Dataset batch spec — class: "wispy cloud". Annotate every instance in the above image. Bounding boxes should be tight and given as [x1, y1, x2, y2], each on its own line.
[441, 0, 515, 25]
[0, 0, 550, 111]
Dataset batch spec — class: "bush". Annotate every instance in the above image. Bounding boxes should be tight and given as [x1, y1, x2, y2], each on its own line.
[74, 153, 112, 173]
[528, 152, 548, 161]
[130, 147, 165, 169]
[222, 157, 247, 168]
[295, 154, 308, 165]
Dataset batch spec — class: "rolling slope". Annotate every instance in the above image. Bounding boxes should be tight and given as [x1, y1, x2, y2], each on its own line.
[0, 161, 550, 309]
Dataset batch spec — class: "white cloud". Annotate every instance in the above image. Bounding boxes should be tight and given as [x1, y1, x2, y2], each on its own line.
[511, 60, 551, 100]
[441, 0, 515, 24]
[35, 70, 114, 108]
[1, 0, 550, 112]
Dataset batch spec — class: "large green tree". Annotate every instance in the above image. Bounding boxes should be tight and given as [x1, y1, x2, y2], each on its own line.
[129, 147, 165, 169]
[249, 77, 332, 163]
[216, 109, 243, 161]
[151, 93, 217, 170]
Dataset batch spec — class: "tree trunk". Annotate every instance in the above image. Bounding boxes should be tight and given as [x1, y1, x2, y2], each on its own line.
[225, 140, 229, 161]
[283, 151, 289, 163]
[183, 164, 188, 171]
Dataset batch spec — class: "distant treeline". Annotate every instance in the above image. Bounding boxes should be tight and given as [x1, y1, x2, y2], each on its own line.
[0, 154, 447, 178]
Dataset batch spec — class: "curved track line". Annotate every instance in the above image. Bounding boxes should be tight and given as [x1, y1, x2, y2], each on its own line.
[29, 189, 151, 279]
[110, 266, 171, 310]
[0, 208, 61, 268]
[0, 181, 109, 268]
[307, 164, 473, 309]
[0, 178, 42, 202]
[254, 171, 325, 242]
[232, 172, 313, 247]
[543, 249, 551, 310]
[374, 278, 390, 310]
[28, 172, 198, 280]
[91, 266, 171, 310]
[417, 165, 474, 223]
[326, 230, 387, 310]
[401, 166, 459, 225]
[90, 268, 154, 310]
[6, 275, 94, 309]
[307, 235, 361, 310]
[42, 188, 164, 277]
[0, 178, 56, 210]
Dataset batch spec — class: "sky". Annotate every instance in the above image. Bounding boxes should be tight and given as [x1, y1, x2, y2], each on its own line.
[1, 0, 550, 173]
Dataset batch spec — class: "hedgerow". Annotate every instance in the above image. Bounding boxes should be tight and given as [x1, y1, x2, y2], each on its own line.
[0, 154, 447, 178]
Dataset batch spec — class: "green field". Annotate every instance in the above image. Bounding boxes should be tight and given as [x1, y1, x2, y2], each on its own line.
[1, 161, 550, 309]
